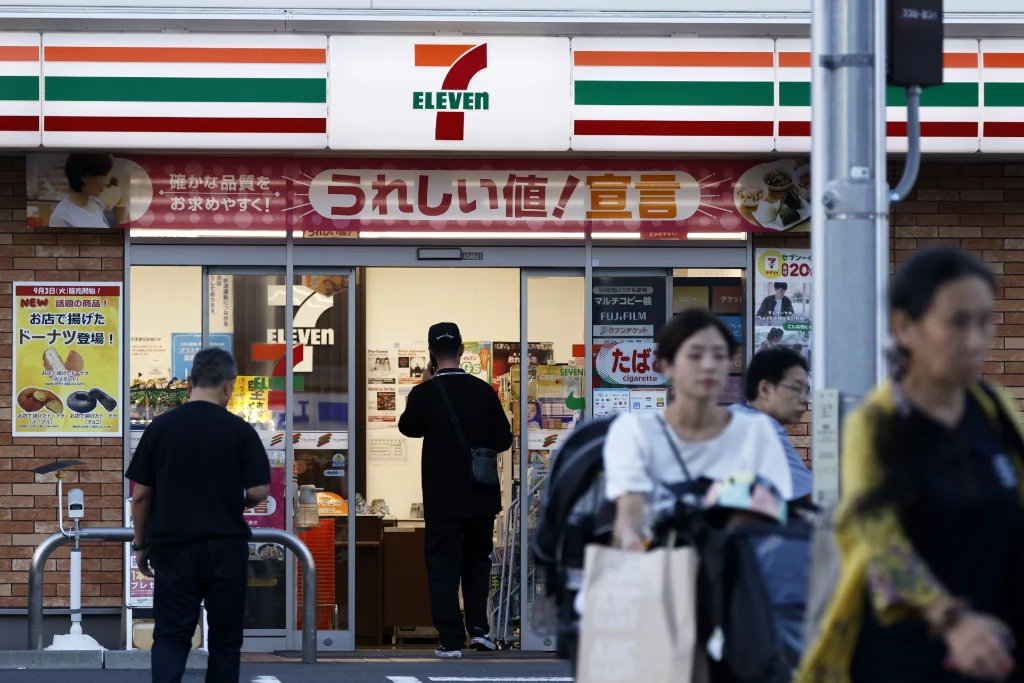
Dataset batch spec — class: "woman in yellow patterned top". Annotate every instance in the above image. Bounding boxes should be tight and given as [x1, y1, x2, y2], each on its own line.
[797, 247, 1024, 683]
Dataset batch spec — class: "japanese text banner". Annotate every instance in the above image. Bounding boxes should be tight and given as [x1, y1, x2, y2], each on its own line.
[26, 154, 812, 236]
[13, 282, 123, 437]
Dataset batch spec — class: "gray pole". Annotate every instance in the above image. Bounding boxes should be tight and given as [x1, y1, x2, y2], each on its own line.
[810, 0, 886, 506]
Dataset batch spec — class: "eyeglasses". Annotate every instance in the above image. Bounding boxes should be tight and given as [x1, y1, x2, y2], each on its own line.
[778, 383, 811, 399]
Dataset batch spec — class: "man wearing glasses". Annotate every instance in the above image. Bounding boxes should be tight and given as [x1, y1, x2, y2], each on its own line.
[732, 347, 813, 502]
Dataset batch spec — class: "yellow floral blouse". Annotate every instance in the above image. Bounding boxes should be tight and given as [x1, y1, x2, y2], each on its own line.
[795, 380, 1024, 683]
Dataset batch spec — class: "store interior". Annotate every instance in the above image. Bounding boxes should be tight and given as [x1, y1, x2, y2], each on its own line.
[127, 263, 743, 648]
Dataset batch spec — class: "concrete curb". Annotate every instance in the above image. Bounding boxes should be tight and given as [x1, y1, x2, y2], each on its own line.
[0, 650, 104, 670]
[105, 649, 208, 670]
[0, 650, 209, 670]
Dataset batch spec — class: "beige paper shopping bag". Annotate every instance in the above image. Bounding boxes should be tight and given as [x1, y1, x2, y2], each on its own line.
[576, 543, 704, 683]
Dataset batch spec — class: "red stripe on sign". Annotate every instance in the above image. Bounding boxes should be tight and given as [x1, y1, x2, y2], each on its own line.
[574, 120, 773, 137]
[15, 285, 121, 296]
[44, 116, 326, 134]
[0, 115, 39, 132]
[780, 121, 978, 137]
[981, 122, 1024, 138]
[888, 121, 978, 137]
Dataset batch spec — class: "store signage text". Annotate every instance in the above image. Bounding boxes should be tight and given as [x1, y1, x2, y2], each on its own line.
[413, 91, 490, 111]
[266, 328, 335, 346]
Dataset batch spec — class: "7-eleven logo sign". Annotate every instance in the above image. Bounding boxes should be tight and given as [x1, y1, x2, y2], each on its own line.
[412, 43, 489, 141]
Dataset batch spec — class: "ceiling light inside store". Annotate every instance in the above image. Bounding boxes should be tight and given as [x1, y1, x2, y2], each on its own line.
[130, 229, 289, 239]
[357, 231, 585, 240]
[686, 232, 748, 240]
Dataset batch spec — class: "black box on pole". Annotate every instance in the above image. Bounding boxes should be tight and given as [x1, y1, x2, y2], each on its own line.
[887, 0, 945, 88]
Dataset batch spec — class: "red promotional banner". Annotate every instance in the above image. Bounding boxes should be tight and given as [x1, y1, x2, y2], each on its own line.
[27, 154, 812, 237]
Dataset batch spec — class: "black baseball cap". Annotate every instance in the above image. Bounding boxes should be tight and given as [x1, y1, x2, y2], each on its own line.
[428, 322, 462, 352]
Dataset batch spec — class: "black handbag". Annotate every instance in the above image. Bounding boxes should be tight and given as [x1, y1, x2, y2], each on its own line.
[435, 377, 500, 488]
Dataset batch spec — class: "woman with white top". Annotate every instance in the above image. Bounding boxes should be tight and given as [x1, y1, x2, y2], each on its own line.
[48, 153, 114, 229]
[604, 307, 793, 551]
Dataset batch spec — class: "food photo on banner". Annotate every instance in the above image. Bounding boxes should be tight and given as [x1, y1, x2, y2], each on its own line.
[13, 282, 123, 437]
[25, 154, 813, 236]
[754, 248, 813, 377]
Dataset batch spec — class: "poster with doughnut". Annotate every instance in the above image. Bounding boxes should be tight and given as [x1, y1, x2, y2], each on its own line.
[12, 282, 123, 437]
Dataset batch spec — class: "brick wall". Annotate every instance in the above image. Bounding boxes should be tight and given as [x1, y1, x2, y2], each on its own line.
[0, 154, 126, 609]
[892, 162, 1024, 409]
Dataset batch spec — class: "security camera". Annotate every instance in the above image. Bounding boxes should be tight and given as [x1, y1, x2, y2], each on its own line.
[68, 489, 84, 520]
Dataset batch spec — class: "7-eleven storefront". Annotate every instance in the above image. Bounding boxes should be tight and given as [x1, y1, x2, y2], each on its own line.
[0, 26, 1019, 653]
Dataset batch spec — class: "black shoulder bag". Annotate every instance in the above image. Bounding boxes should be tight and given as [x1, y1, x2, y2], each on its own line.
[435, 377, 500, 488]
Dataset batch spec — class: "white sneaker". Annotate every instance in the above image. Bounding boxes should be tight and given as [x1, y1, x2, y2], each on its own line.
[470, 629, 497, 651]
[435, 646, 463, 659]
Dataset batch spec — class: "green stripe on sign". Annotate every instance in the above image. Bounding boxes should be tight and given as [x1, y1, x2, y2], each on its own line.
[45, 76, 327, 103]
[984, 83, 1024, 108]
[888, 83, 978, 107]
[781, 82, 979, 108]
[779, 82, 810, 107]
[575, 80, 773, 107]
[0, 76, 39, 101]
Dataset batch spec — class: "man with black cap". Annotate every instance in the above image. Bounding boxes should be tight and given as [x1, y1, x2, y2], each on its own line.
[399, 322, 513, 658]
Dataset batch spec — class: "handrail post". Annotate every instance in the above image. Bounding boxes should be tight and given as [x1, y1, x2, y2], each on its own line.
[28, 527, 317, 663]
[28, 532, 71, 650]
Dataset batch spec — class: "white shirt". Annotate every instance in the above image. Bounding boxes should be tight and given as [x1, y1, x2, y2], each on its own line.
[48, 196, 110, 229]
[603, 410, 793, 515]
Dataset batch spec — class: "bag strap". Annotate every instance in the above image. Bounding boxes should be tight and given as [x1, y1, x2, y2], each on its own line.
[656, 414, 694, 483]
[434, 377, 472, 460]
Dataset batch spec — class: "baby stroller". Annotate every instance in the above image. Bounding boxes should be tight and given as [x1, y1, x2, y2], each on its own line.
[532, 416, 616, 665]
[535, 415, 815, 682]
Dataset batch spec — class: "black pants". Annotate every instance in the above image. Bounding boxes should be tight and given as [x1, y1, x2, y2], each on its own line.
[150, 538, 249, 683]
[424, 516, 495, 650]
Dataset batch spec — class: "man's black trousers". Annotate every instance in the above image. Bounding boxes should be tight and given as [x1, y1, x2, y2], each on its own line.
[424, 516, 495, 650]
[150, 538, 249, 683]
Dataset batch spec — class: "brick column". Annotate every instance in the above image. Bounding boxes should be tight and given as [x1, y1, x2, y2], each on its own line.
[0, 154, 126, 609]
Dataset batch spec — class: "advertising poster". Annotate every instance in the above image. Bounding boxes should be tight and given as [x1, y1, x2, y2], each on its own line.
[227, 376, 272, 426]
[26, 154, 812, 238]
[592, 276, 667, 340]
[367, 347, 397, 385]
[367, 387, 398, 427]
[125, 498, 153, 608]
[754, 249, 812, 375]
[171, 333, 234, 381]
[593, 340, 669, 388]
[461, 342, 492, 383]
[594, 388, 630, 418]
[246, 464, 287, 562]
[491, 342, 554, 391]
[396, 346, 429, 385]
[13, 282, 123, 437]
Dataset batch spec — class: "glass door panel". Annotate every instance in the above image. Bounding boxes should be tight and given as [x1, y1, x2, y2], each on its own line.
[517, 271, 586, 652]
[205, 272, 289, 644]
[288, 273, 354, 650]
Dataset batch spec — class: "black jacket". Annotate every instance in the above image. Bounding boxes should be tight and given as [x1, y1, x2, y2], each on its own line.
[756, 294, 794, 318]
[399, 369, 514, 520]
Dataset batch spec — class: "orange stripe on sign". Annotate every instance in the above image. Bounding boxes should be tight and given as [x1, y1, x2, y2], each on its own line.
[778, 52, 811, 68]
[944, 53, 979, 68]
[252, 343, 286, 363]
[983, 53, 1024, 68]
[43, 46, 327, 64]
[414, 44, 475, 67]
[573, 51, 773, 67]
[0, 46, 39, 61]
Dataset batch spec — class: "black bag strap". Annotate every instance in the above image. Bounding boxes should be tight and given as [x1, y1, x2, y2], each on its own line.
[434, 377, 472, 461]
[656, 413, 693, 483]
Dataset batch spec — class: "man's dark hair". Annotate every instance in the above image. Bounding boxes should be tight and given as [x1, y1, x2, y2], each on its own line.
[655, 308, 738, 364]
[64, 153, 114, 192]
[190, 347, 238, 388]
[744, 347, 809, 402]
[774, 282, 788, 291]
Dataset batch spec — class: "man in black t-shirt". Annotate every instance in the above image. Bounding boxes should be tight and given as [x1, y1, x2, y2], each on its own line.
[126, 348, 270, 683]
[399, 323, 513, 658]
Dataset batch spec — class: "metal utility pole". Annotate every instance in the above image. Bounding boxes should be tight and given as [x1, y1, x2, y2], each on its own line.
[810, 0, 933, 505]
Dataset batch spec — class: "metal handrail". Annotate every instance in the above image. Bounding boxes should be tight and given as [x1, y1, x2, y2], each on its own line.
[28, 527, 318, 664]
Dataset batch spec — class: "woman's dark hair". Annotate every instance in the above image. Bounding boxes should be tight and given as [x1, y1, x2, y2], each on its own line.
[64, 153, 114, 192]
[857, 247, 995, 518]
[655, 308, 738, 363]
[767, 327, 784, 341]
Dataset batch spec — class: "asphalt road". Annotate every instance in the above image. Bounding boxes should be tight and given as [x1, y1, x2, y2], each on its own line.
[3, 657, 574, 683]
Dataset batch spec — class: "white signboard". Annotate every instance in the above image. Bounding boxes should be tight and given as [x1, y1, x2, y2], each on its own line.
[329, 36, 571, 151]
